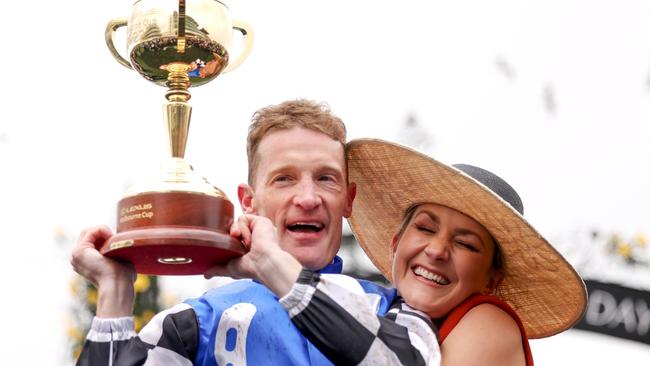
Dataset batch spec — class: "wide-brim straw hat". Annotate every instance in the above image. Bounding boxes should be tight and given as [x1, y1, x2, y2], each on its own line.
[347, 138, 587, 339]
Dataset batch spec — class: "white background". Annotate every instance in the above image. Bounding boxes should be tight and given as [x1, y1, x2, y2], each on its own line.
[1, 0, 650, 364]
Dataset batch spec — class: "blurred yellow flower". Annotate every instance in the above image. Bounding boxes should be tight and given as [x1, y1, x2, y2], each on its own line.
[134, 315, 143, 332]
[73, 347, 82, 361]
[635, 233, 647, 247]
[69, 275, 88, 297]
[86, 288, 98, 306]
[142, 309, 156, 324]
[67, 326, 82, 340]
[617, 243, 632, 259]
[134, 275, 151, 293]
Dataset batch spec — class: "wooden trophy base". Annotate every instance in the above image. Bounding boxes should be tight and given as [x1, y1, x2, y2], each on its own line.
[101, 191, 245, 275]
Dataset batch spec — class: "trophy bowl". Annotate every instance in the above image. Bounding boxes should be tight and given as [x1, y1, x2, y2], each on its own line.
[106, 0, 253, 87]
[101, 0, 253, 275]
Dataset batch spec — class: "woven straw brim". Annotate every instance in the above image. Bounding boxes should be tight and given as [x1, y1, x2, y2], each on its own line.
[347, 139, 587, 339]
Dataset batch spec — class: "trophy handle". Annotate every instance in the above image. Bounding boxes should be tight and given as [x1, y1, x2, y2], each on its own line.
[223, 20, 255, 73]
[105, 17, 133, 70]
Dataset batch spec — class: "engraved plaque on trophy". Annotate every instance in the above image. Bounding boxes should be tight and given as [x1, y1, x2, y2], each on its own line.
[101, 0, 253, 275]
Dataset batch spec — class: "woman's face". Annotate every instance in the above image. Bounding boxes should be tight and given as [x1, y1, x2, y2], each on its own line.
[391, 203, 499, 319]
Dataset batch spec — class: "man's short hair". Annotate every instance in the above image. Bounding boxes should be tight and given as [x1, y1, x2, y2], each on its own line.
[246, 99, 347, 185]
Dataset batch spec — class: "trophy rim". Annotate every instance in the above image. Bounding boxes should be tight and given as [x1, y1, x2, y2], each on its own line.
[102, 226, 246, 275]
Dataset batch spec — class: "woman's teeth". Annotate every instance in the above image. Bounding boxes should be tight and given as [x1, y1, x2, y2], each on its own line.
[413, 266, 450, 285]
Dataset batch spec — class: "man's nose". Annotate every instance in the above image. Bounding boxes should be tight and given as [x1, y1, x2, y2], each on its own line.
[293, 180, 322, 210]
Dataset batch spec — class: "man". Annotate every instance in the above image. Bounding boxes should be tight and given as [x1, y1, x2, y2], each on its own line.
[71, 99, 395, 365]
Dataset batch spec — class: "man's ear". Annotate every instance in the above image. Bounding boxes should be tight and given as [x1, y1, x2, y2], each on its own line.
[343, 182, 357, 218]
[237, 183, 256, 214]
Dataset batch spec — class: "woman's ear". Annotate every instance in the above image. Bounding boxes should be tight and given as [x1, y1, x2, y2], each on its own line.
[390, 233, 400, 254]
[484, 269, 504, 294]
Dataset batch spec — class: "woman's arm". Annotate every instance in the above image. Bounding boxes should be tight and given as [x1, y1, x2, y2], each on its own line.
[440, 303, 526, 366]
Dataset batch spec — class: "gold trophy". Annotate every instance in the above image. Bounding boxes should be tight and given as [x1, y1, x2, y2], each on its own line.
[102, 0, 253, 275]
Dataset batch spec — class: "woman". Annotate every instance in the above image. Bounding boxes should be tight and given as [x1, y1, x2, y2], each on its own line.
[216, 138, 587, 365]
[346, 138, 587, 365]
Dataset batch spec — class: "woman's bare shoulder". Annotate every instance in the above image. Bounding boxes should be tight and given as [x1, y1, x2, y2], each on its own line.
[441, 303, 525, 366]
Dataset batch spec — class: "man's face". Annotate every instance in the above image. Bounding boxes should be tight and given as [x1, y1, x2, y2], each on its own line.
[239, 127, 356, 270]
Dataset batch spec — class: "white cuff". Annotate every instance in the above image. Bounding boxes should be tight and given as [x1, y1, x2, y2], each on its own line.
[279, 269, 317, 318]
[87, 316, 137, 342]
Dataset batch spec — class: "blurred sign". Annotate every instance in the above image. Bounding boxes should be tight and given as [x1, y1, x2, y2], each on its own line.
[575, 280, 650, 345]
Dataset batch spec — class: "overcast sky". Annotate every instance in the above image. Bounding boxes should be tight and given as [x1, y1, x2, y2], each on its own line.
[1, 0, 650, 364]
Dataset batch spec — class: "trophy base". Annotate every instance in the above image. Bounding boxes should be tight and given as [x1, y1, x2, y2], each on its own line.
[102, 190, 246, 275]
[102, 227, 245, 275]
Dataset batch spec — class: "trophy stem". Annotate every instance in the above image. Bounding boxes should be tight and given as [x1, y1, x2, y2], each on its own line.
[164, 63, 193, 158]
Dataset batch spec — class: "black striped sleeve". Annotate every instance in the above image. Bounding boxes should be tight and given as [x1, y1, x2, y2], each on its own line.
[76, 303, 199, 366]
[279, 269, 440, 366]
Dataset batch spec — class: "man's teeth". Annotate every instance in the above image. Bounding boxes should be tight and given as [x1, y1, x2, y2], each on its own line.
[414, 267, 450, 285]
[288, 222, 323, 232]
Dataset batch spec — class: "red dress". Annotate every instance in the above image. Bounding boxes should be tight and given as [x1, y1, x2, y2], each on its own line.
[438, 294, 534, 366]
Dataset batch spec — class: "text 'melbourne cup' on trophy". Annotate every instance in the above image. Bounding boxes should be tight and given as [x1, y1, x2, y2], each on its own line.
[102, 0, 253, 275]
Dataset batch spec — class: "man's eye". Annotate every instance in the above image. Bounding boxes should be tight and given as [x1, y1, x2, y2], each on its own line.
[273, 176, 291, 183]
[318, 175, 336, 182]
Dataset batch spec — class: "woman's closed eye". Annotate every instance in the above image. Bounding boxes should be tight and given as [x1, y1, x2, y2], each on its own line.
[416, 224, 437, 234]
[455, 239, 479, 252]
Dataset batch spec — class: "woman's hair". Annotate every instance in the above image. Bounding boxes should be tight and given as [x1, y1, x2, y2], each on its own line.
[246, 99, 347, 185]
[395, 204, 505, 278]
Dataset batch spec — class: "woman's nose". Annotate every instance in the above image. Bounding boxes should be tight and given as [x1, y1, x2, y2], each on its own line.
[424, 238, 450, 261]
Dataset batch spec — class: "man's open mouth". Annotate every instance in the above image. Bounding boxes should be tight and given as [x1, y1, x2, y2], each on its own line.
[287, 222, 324, 233]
